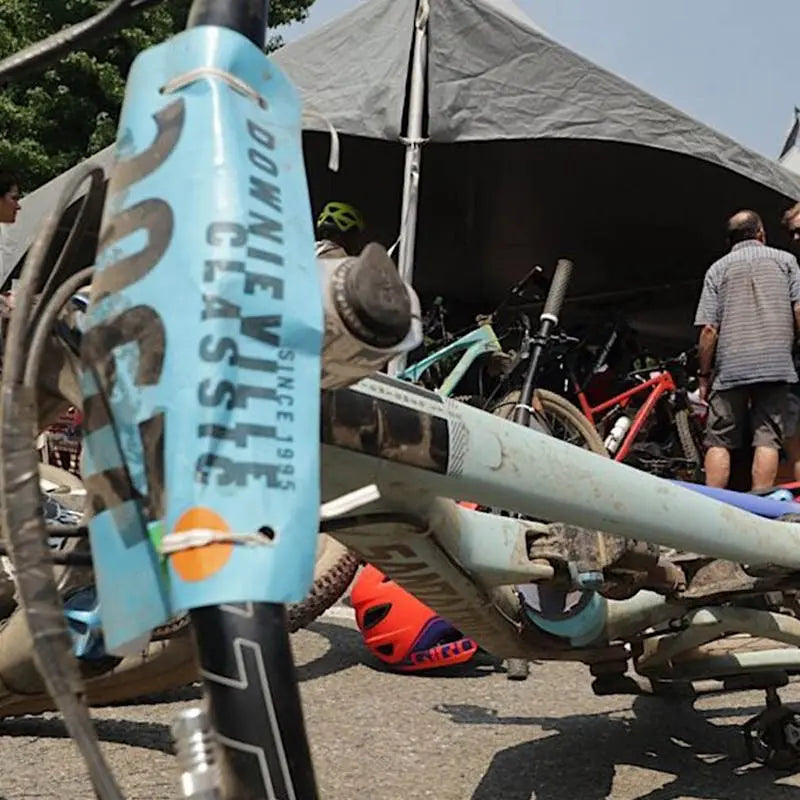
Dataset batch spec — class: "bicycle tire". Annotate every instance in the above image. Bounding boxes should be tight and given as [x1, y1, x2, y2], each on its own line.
[43, 460, 355, 636]
[286, 535, 358, 633]
[675, 408, 703, 476]
[493, 388, 608, 455]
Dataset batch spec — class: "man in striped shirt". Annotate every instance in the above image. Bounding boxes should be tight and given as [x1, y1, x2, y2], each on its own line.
[780, 202, 800, 480]
[694, 210, 800, 489]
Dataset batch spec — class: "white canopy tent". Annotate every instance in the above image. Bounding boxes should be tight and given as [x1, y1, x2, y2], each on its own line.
[7, 0, 800, 347]
[779, 108, 800, 177]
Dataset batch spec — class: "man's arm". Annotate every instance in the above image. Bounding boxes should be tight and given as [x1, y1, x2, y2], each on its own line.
[697, 324, 718, 402]
[694, 269, 719, 402]
[698, 324, 718, 374]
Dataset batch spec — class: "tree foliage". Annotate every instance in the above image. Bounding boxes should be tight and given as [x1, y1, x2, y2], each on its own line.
[0, 0, 315, 191]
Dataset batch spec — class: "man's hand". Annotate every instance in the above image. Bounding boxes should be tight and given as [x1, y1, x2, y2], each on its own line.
[697, 324, 718, 403]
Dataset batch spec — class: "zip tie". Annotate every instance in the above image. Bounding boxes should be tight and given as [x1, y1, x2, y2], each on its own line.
[161, 67, 267, 109]
[160, 485, 381, 555]
[162, 71, 341, 173]
[302, 106, 340, 172]
[160, 529, 273, 555]
[388, 192, 414, 258]
[320, 484, 381, 520]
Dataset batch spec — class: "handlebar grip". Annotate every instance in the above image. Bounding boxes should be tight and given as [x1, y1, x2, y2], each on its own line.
[542, 259, 573, 323]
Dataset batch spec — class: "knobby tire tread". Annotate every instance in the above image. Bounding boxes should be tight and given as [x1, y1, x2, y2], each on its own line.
[286, 537, 358, 633]
[536, 389, 609, 456]
[675, 408, 703, 473]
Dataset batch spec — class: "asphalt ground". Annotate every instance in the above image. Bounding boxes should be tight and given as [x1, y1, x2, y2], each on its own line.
[0, 606, 799, 799]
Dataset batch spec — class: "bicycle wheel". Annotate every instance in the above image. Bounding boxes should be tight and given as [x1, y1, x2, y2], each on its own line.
[44, 452, 354, 636]
[286, 535, 358, 633]
[492, 388, 608, 455]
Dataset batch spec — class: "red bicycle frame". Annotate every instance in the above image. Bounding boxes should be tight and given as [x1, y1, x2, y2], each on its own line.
[575, 370, 677, 463]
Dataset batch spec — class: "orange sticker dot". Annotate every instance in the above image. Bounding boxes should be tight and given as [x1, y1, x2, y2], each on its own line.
[171, 507, 233, 582]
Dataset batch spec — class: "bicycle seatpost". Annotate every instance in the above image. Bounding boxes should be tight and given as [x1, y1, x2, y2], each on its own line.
[514, 259, 573, 428]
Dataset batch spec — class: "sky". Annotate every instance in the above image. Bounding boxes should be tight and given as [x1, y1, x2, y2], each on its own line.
[281, 0, 800, 159]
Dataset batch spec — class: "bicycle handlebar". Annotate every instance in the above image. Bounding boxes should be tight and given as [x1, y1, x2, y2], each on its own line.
[481, 265, 548, 325]
[0, 0, 269, 84]
[549, 331, 581, 346]
[626, 350, 693, 380]
[510, 265, 546, 297]
[542, 259, 573, 323]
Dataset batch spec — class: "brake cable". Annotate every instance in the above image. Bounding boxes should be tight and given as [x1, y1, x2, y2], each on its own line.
[0, 3, 171, 796]
[1, 165, 123, 799]
[0, 0, 165, 84]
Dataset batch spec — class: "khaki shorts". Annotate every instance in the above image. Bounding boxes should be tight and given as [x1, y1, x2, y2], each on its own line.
[705, 382, 788, 451]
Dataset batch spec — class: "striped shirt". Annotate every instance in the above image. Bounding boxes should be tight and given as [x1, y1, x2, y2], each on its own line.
[694, 240, 800, 390]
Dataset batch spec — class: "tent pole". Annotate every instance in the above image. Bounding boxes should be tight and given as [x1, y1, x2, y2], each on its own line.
[389, 0, 429, 376]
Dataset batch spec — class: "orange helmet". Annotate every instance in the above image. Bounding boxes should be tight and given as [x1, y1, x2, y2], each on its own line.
[351, 564, 478, 672]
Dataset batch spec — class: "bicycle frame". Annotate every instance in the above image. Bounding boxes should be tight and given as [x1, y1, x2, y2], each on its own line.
[576, 370, 677, 462]
[320, 375, 800, 668]
[397, 322, 502, 396]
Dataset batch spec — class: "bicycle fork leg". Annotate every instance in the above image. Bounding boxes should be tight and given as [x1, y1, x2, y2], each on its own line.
[190, 603, 319, 800]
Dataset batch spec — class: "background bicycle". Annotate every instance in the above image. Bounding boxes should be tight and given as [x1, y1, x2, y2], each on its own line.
[401, 266, 607, 456]
[552, 323, 707, 481]
[407, 289, 707, 480]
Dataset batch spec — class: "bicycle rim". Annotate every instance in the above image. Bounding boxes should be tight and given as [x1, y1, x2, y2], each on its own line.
[494, 388, 608, 455]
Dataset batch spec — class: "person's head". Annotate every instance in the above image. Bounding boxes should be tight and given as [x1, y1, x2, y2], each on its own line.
[315, 201, 366, 256]
[782, 202, 800, 251]
[727, 209, 765, 248]
[0, 174, 20, 225]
